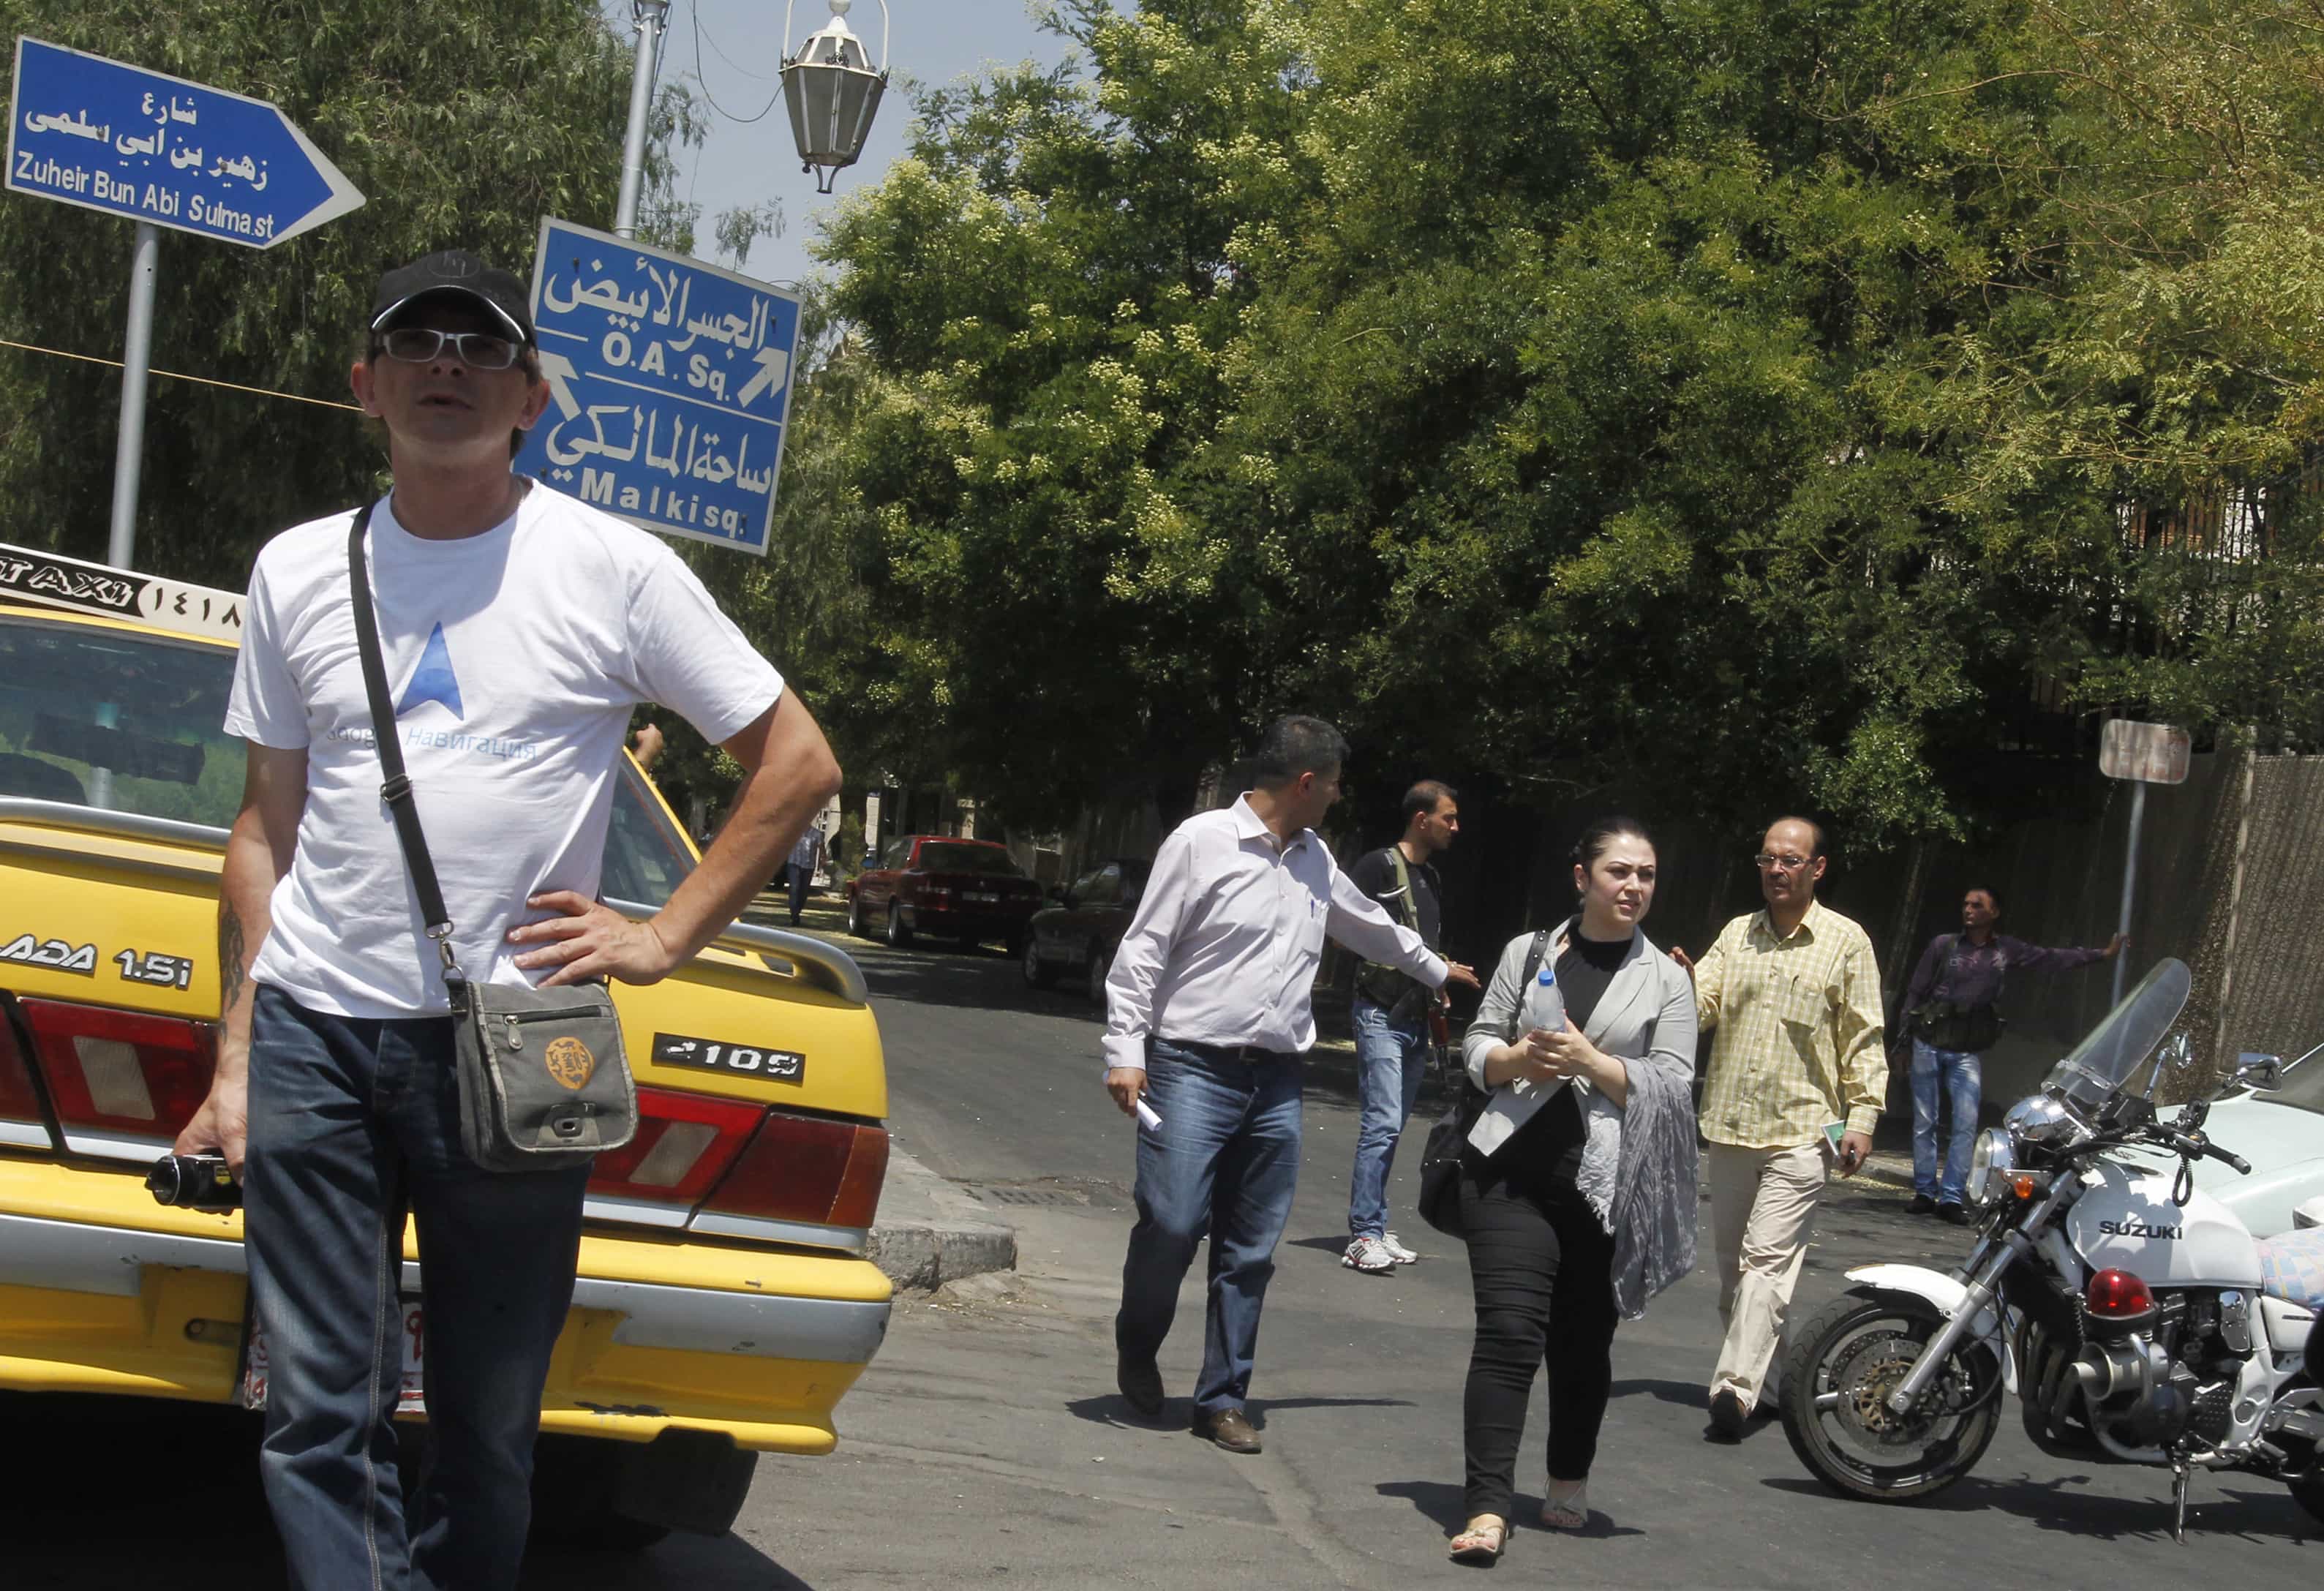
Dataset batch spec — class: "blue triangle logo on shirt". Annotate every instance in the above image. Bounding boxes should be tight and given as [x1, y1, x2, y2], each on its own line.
[395, 623, 465, 720]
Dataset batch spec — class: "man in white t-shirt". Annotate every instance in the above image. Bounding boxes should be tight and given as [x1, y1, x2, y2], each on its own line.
[174, 251, 841, 1591]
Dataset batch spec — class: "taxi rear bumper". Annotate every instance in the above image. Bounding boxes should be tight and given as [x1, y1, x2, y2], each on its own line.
[0, 1210, 889, 1364]
[0, 1159, 892, 1453]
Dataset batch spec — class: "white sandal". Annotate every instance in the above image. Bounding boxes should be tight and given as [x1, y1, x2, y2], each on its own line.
[1448, 1516, 1507, 1564]
[1541, 1481, 1590, 1530]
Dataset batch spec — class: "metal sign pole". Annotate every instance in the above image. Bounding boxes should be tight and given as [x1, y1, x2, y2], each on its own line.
[613, 1, 670, 238]
[2111, 779, 2147, 1007]
[105, 219, 159, 570]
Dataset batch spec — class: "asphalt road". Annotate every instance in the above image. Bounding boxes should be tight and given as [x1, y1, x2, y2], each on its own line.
[7, 914, 2314, 1587]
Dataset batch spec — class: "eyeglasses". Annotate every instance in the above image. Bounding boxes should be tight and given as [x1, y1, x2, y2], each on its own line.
[1753, 854, 1815, 873]
[375, 327, 521, 370]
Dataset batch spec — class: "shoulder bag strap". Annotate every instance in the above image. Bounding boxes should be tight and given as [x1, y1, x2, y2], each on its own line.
[345, 503, 459, 979]
[1504, 927, 1554, 1042]
[1386, 846, 1420, 932]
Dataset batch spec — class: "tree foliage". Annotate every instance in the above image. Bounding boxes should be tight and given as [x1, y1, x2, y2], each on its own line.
[810, 0, 2324, 849]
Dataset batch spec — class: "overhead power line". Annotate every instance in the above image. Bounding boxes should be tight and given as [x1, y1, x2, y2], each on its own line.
[0, 336, 362, 413]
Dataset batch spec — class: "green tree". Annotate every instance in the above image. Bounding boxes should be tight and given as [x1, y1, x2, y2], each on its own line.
[1855, 0, 2324, 751]
[809, 1, 1304, 828]
[814, 0, 2324, 853]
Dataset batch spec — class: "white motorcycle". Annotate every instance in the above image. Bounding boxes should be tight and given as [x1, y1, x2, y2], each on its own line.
[1779, 958, 2324, 1537]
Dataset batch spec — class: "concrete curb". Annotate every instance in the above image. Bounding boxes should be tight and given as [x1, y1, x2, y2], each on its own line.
[870, 1146, 1018, 1291]
[1857, 1149, 1915, 1192]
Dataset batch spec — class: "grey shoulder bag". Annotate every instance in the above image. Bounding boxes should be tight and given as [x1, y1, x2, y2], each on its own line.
[346, 504, 636, 1170]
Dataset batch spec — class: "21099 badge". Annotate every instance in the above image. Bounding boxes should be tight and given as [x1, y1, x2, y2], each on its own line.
[651, 1031, 805, 1083]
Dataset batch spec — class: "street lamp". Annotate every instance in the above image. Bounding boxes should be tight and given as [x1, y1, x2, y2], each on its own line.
[781, 0, 890, 195]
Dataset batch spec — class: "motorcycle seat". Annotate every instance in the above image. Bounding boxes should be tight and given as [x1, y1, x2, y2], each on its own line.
[2257, 1227, 2324, 1309]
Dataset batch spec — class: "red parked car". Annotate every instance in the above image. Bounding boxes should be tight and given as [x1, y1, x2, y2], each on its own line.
[846, 835, 1043, 952]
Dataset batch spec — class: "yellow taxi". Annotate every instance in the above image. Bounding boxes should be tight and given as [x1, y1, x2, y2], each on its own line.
[0, 541, 890, 1543]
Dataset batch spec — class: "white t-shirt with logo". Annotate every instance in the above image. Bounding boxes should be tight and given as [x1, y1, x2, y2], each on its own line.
[225, 484, 783, 1020]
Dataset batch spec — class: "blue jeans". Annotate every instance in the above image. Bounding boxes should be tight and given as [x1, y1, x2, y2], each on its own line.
[1347, 998, 1430, 1239]
[1115, 1037, 1304, 1413]
[1910, 1039, 1982, 1205]
[244, 985, 591, 1591]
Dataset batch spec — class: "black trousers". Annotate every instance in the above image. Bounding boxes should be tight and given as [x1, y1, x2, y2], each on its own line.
[1459, 1157, 1620, 1519]
[784, 861, 813, 922]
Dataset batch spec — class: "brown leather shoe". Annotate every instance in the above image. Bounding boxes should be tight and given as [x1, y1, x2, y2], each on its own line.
[1117, 1354, 1164, 1419]
[1190, 1406, 1262, 1453]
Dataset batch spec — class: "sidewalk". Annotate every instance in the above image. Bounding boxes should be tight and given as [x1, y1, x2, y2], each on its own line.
[872, 1144, 1017, 1290]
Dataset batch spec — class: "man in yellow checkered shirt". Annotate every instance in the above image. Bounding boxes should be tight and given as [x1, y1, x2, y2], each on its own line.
[1682, 816, 1886, 1440]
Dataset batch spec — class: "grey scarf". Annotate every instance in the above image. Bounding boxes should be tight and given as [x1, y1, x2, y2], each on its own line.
[1607, 1049, 1699, 1320]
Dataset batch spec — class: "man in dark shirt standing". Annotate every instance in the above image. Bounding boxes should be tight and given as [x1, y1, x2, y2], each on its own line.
[1344, 780, 1478, 1272]
[1902, 885, 2122, 1222]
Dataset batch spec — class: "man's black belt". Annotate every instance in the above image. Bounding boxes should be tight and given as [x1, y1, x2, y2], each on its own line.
[1154, 1037, 1297, 1064]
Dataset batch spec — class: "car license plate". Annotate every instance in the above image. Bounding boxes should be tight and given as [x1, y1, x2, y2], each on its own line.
[241, 1295, 426, 1414]
[966, 891, 999, 903]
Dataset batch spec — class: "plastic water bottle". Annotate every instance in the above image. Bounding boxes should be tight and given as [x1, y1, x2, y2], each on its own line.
[1530, 958, 1565, 1037]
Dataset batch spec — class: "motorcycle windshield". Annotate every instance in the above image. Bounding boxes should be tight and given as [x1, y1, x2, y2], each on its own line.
[2042, 958, 2192, 1116]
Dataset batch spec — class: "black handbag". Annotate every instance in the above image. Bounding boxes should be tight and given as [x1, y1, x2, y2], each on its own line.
[346, 505, 638, 1170]
[1415, 928, 1552, 1239]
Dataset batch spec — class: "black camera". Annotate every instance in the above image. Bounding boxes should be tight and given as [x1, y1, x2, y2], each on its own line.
[146, 1152, 242, 1211]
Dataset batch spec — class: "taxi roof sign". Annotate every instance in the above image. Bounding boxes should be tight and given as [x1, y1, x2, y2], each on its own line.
[0, 541, 241, 642]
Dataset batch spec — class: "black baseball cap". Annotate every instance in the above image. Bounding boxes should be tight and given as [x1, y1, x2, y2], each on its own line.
[369, 250, 534, 347]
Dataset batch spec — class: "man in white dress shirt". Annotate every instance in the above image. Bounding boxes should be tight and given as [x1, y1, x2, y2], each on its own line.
[1102, 716, 1456, 1453]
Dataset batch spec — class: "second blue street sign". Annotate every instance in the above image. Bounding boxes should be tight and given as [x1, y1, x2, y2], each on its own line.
[516, 217, 802, 557]
[7, 36, 363, 248]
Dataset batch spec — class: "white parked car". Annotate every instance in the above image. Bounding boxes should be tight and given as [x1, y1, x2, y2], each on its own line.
[2187, 1050, 2324, 1237]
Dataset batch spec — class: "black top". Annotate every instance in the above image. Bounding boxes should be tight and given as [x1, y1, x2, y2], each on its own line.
[1493, 928, 1634, 1192]
[1349, 846, 1443, 948]
[1554, 928, 1631, 1031]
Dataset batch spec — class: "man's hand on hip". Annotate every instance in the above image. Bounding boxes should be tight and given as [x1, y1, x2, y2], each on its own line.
[1105, 1067, 1147, 1116]
[510, 891, 683, 986]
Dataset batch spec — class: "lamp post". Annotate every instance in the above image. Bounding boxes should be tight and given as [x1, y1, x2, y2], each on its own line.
[614, 1, 672, 238]
[781, 0, 890, 194]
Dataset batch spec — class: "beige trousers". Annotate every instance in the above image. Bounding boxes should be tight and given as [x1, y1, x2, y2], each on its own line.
[1707, 1141, 1828, 1413]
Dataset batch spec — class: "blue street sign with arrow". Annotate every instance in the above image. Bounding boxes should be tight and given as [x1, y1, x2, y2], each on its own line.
[6, 36, 364, 248]
[516, 217, 802, 557]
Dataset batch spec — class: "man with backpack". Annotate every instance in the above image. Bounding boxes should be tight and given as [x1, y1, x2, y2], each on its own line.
[1342, 780, 1478, 1273]
[1901, 887, 2122, 1222]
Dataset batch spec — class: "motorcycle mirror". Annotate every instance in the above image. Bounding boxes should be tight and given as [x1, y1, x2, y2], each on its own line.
[2232, 1051, 2287, 1092]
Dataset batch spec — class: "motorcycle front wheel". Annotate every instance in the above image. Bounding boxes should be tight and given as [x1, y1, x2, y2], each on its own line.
[1780, 1285, 2003, 1502]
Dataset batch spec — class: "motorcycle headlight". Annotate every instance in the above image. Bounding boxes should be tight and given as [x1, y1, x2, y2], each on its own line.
[2002, 1092, 2077, 1144]
[1966, 1127, 2016, 1208]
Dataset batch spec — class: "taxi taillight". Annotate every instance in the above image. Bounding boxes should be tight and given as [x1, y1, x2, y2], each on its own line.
[0, 1007, 50, 1146]
[695, 1109, 888, 1245]
[17, 998, 213, 1160]
[584, 1087, 764, 1214]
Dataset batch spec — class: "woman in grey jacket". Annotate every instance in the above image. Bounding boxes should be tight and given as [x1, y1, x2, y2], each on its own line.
[1447, 818, 1698, 1565]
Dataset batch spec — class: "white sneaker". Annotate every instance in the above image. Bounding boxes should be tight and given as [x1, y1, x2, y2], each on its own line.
[1342, 1235, 1396, 1274]
[1380, 1230, 1420, 1264]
